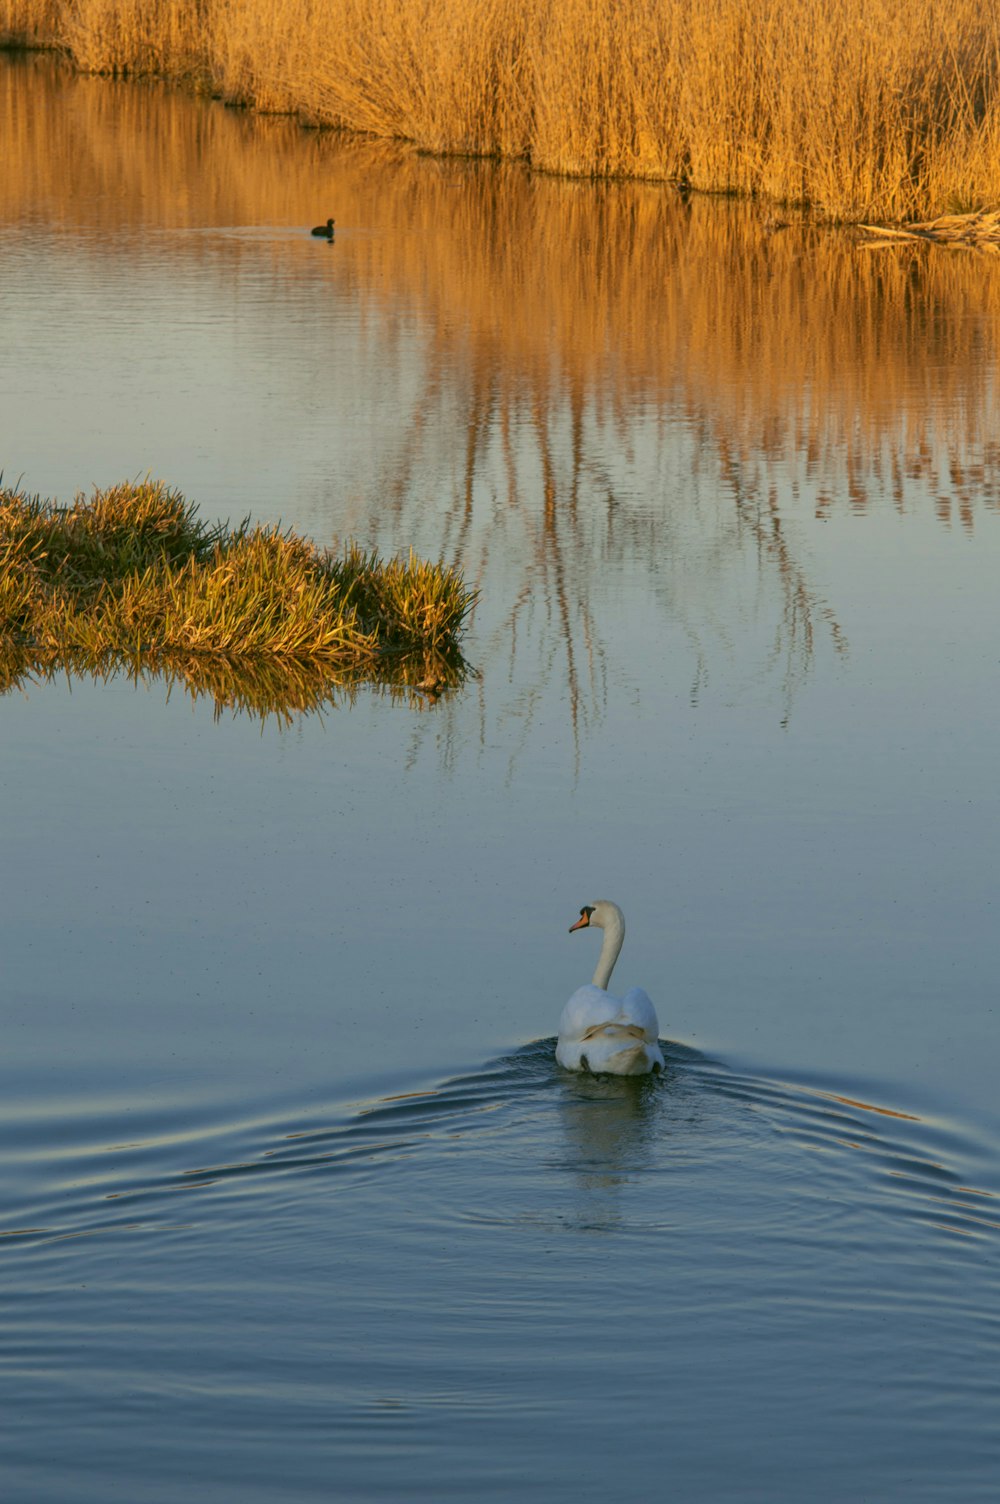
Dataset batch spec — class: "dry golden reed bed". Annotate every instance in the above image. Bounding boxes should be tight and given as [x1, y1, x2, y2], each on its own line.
[3, 0, 1000, 220]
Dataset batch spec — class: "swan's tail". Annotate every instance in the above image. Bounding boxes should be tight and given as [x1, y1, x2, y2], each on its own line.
[567, 1024, 664, 1076]
[607, 1042, 661, 1076]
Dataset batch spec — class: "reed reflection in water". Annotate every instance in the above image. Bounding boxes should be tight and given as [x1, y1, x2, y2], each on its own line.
[2, 54, 1000, 737]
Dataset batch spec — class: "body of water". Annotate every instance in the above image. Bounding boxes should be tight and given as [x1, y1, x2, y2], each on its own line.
[2, 52, 999, 1502]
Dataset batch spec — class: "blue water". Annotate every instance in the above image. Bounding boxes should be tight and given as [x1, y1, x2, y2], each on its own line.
[3, 1043, 999, 1502]
[2, 52, 999, 1503]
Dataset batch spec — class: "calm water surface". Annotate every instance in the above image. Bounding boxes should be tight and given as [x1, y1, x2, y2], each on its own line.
[2, 53, 999, 1502]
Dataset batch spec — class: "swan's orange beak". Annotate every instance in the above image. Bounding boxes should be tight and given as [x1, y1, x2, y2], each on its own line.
[569, 907, 592, 933]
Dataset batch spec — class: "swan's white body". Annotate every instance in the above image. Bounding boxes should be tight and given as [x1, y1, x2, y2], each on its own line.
[556, 901, 665, 1076]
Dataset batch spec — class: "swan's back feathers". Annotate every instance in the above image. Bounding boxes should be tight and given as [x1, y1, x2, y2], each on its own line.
[619, 986, 659, 1042]
[556, 983, 664, 1074]
[557, 984, 617, 1043]
[558, 984, 659, 1044]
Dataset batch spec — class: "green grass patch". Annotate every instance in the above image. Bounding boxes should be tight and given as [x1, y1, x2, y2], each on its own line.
[0, 479, 475, 716]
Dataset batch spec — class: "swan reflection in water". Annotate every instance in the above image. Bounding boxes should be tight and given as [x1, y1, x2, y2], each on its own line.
[553, 1069, 666, 1231]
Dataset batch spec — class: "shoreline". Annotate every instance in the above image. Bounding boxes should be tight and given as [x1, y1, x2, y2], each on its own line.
[4, 0, 1000, 224]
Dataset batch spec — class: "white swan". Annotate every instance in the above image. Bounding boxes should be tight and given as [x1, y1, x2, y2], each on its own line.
[556, 901, 665, 1076]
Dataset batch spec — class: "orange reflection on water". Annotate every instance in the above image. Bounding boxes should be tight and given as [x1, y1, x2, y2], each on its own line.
[5, 50, 1000, 530]
[817, 1091, 921, 1122]
[5, 52, 1000, 730]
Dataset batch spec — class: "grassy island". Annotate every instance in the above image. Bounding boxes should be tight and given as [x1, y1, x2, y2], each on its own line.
[0, 480, 474, 716]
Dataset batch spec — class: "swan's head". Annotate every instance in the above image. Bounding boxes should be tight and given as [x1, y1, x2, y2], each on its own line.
[568, 900, 623, 934]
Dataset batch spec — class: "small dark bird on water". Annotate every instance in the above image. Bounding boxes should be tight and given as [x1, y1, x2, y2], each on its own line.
[311, 218, 335, 238]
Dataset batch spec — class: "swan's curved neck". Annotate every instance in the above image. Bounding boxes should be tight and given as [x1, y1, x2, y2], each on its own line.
[593, 909, 625, 991]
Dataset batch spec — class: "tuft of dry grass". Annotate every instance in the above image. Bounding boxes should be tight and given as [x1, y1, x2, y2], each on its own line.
[4, 0, 1000, 219]
[0, 479, 475, 689]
